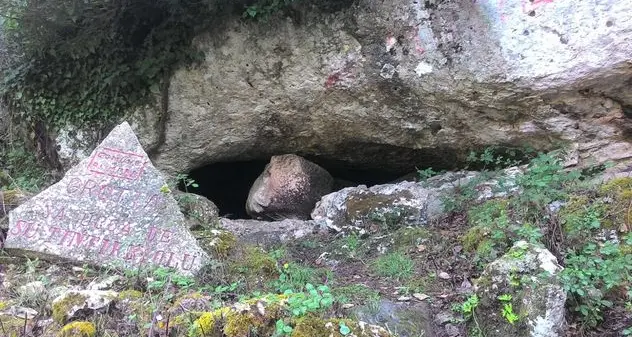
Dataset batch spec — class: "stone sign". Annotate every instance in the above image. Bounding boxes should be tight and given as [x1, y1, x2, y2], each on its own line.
[4, 122, 209, 276]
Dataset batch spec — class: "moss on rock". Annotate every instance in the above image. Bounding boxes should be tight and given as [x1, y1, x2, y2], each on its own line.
[186, 294, 392, 337]
[196, 229, 237, 259]
[52, 293, 88, 324]
[58, 321, 96, 337]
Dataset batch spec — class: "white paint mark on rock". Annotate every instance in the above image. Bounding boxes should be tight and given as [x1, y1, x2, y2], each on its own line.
[415, 62, 433, 76]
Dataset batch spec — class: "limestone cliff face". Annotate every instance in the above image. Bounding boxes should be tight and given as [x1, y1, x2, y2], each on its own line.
[58, 0, 632, 174]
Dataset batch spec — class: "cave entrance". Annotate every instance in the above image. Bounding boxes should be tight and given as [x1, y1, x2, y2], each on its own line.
[181, 159, 409, 219]
[179, 145, 537, 220]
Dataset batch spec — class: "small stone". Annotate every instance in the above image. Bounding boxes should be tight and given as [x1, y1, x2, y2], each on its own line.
[52, 290, 118, 324]
[434, 311, 455, 325]
[2, 306, 39, 319]
[353, 275, 361, 279]
[342, 303, 355, 309]
[417, 244, 426, 252]
[380, 63, 397, 79]
[445, 323, 460, 337]
[17, 281, 47, 300]
[88, 275, 121, 291]
[438, 272, 450, 280]
[413, 293, 429, 301]
[397, 296, 411, 301]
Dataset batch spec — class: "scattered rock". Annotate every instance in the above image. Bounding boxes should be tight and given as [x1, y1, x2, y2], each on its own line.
[413, 293, 429, 301]
[311, 177, 466, 231]
[4, 122, 210, 276]
[219, 217, 319, 247]
[353, 299, 435, 337]
[1, 306, 39, 319]
[168, 293, 214, 317]
[52, 289, 118, 324]
[397, 296, 411, 302]
[438, 271, 451, 280]
[474, 241, 567, 337]
[246, 154, 333, 220]
[16, 281, 48, 307]
[87, 275, 122, 291]
[444, 323, 460, 337]
[174, 191, 219, 230]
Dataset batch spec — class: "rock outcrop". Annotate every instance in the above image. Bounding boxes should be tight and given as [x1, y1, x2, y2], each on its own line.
[5, 122, 210, 276]
[52, 0, 632, 178]
[246, 154, 333, 220]
[474, 241, 567, 337]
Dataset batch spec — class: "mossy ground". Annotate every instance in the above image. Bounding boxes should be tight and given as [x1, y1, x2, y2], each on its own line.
[3, 158, 632, 336]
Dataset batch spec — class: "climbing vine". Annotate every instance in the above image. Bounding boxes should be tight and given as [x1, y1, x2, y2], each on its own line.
[0, 0, 239, 128]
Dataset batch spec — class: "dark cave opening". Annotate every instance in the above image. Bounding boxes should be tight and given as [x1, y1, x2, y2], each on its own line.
[180, 145, 538, 220]
[182, 158, 408, 219]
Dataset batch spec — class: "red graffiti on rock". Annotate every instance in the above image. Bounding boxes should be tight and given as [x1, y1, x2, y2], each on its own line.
[87, 147, 147, 180]
[10, 220, 199, 270]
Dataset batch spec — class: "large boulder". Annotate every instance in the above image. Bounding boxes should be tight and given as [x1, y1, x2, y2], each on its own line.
[54, 0, 632, 177]
[473, 241, 567, 337]
[246, 154, 333, 220]
[137, 0, 632, 175]
[4, 122, 210, 276]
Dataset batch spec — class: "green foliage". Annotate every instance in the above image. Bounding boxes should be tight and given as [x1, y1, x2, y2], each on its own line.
[465, 146, 534, 171]
[458, 294, 479, 319]
[333, 284, 380, 306]
[0, 0, 223, 128]
[417, 167, 441, 182]
[275, 283, 334, 336]
[454, 147, 632, 331]
[147, 267, 196, 292]
[285, 284, 334, 317]
[560, 236, 632, 328]
[500, 303, 519, 325]
[271, 262, 332, 294]
[0, 142, 51, 191]
[497, 294, 519, 324]
[371, 252, 415, 281]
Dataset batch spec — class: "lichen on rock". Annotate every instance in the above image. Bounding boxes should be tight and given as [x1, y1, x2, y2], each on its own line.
[58, 321, 96, 337]
[473, 241, 566, 337]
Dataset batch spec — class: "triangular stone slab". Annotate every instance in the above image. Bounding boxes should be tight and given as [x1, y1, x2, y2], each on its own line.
[5, 122, 209, 276]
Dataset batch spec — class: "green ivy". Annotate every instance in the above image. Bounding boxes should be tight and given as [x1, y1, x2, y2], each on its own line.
[0, 0, 230, 128]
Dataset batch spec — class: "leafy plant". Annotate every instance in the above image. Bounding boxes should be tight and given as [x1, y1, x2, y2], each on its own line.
[501, 303, 519, 324]
[147, 267, 195, 292]
[271, 262, 332, 293]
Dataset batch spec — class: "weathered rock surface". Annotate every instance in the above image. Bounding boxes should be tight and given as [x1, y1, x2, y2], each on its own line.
[107, 0, 632, 178]
[311, 171, 479, 231]
[353, 299, 436, 337]
[474, 241, 566, 337]
[52, 0, 632, 178]
[246, 154, 333, 220]
[220, 218, 318, 246]
[5, 122, 210, 276]
[174, 191, 220, 229]
[52, 289, 118, 324]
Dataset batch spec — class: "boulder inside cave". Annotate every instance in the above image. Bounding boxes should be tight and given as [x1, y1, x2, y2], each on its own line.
[180, 157, 412, 219]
